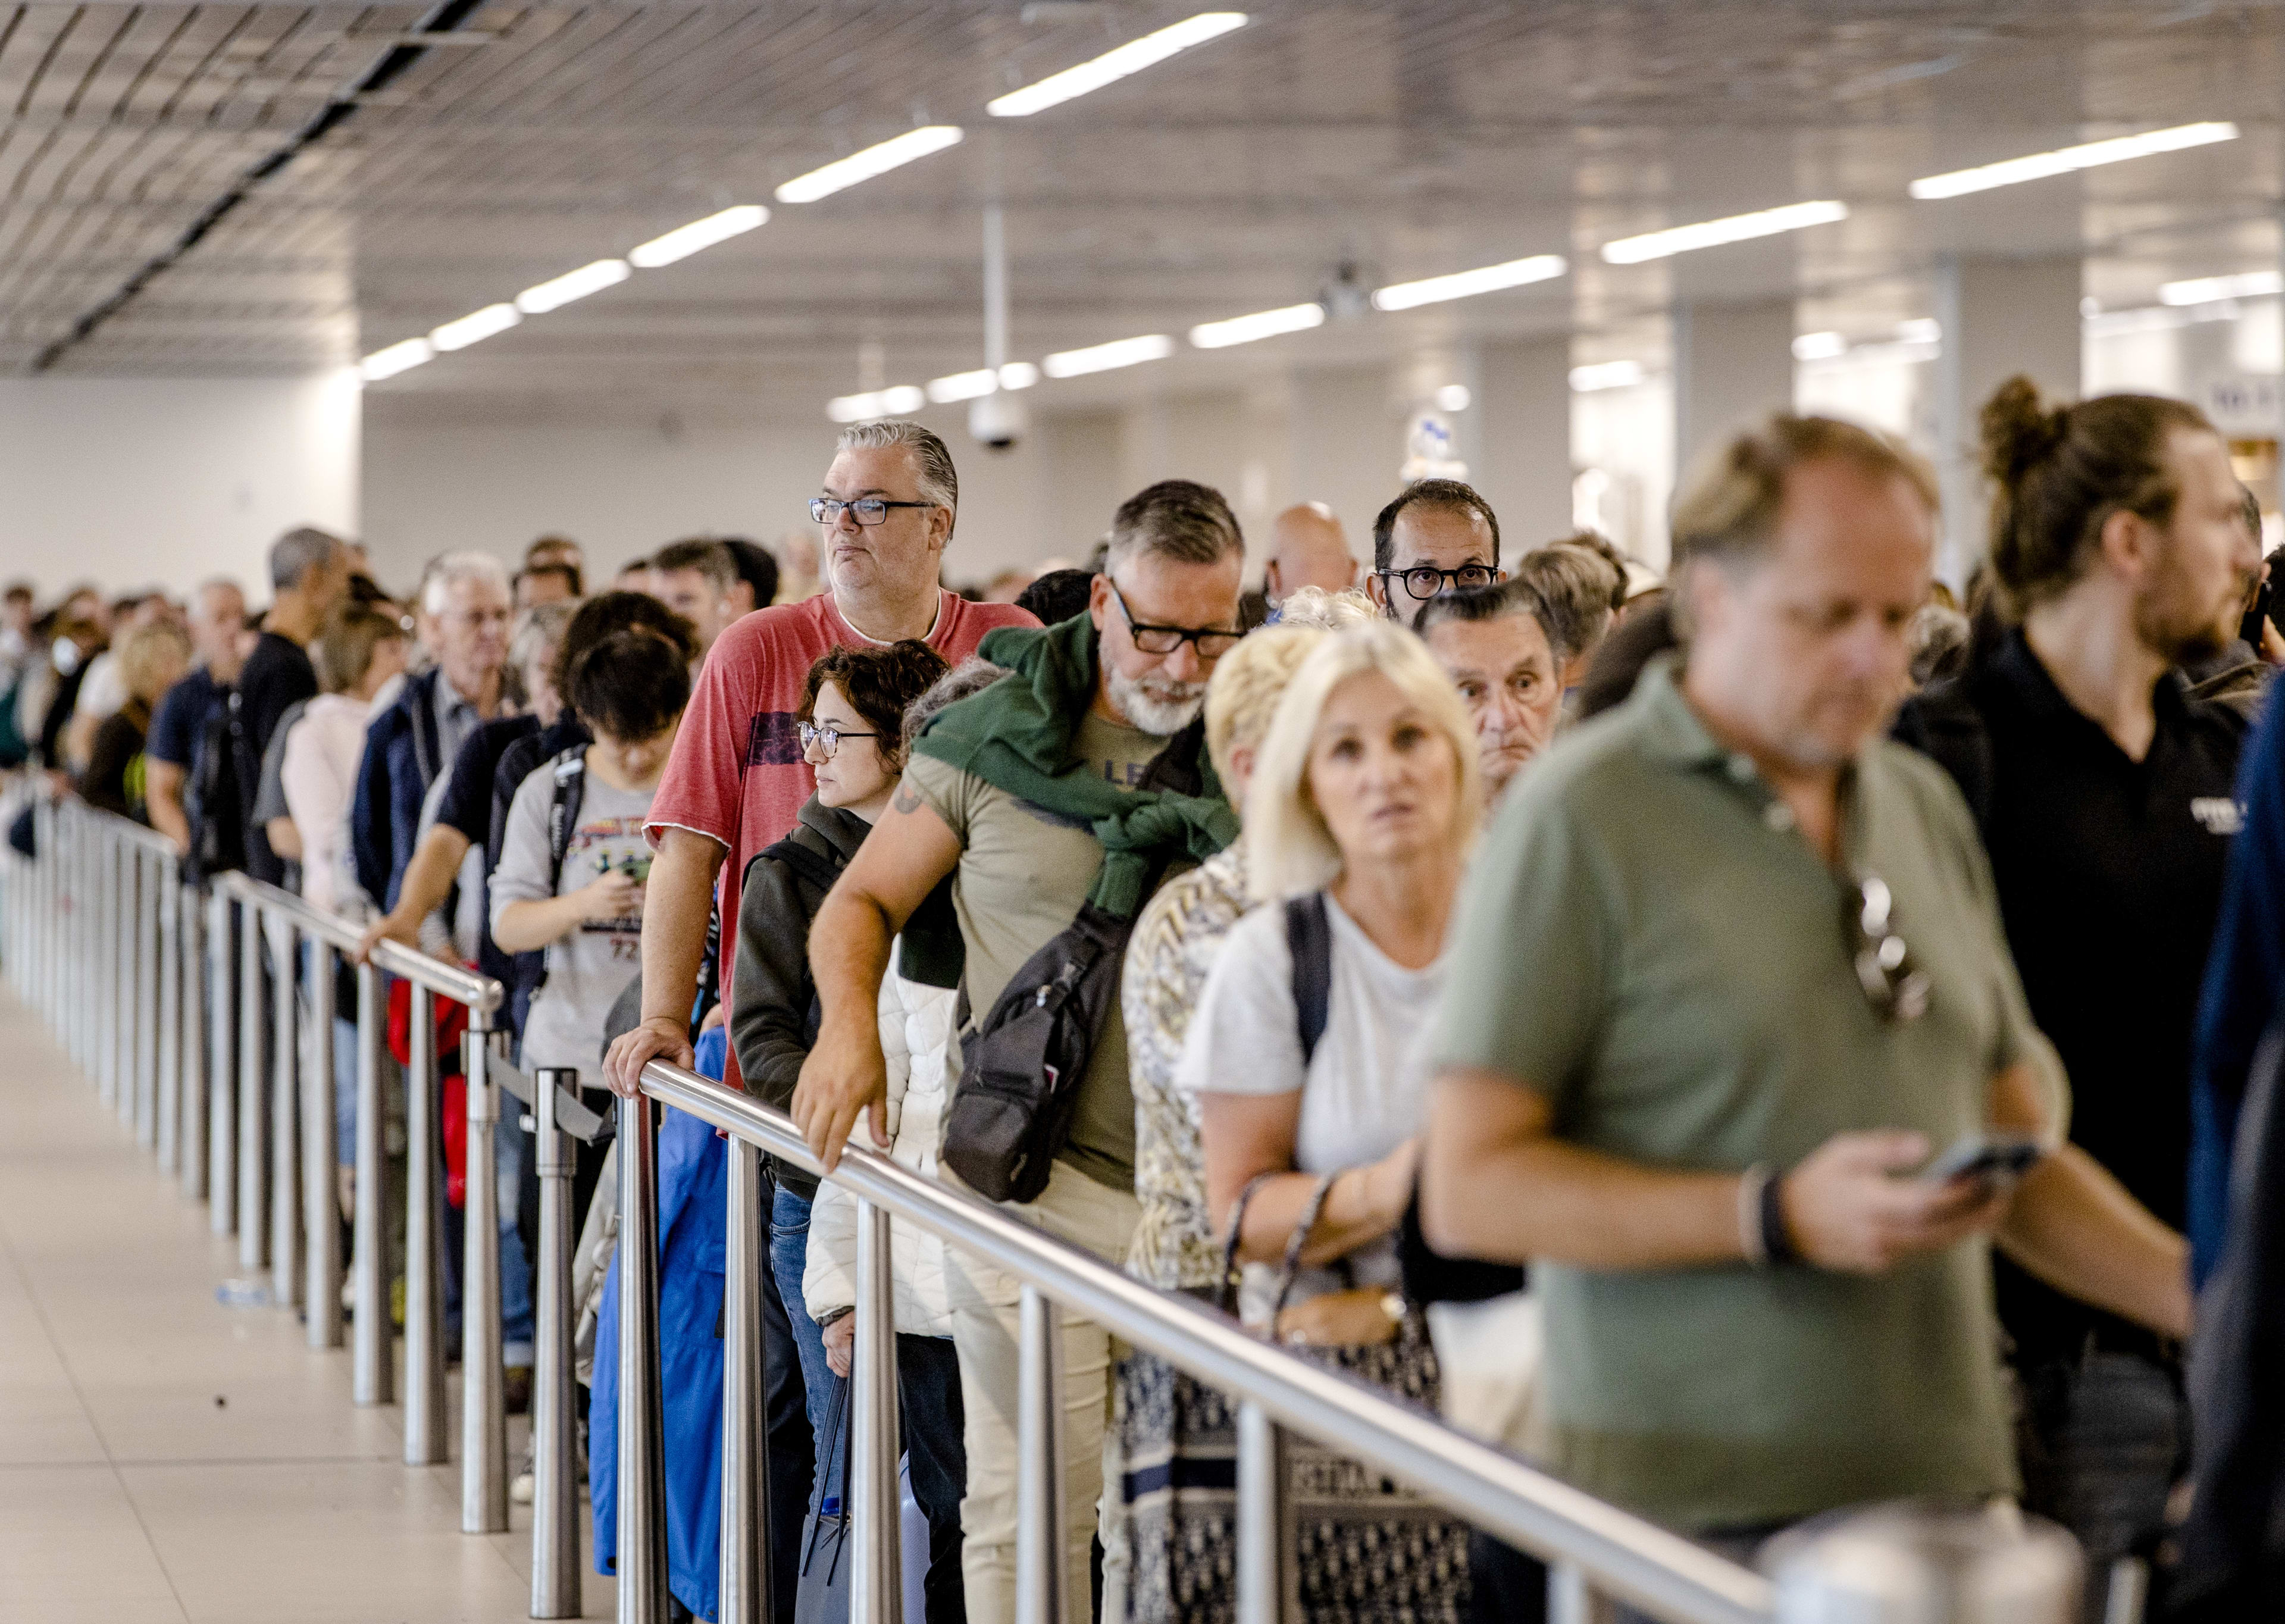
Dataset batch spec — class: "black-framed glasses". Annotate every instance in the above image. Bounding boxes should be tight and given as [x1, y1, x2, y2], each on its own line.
[809, 496, 936, 527]
[1848, 874, 1929, 1022]
[1108, 581, 1245, 659]
[1379, 562, 1504, 601]
[798, 721, 879, 758]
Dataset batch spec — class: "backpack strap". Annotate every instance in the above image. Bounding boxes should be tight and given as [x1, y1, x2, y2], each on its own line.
[544, 747, 586, 894]
[1285, 891, 1333, 1068]
[758, 830, 847, 896]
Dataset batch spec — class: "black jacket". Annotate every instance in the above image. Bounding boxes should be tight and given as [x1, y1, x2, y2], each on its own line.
[728, 796, 872, 1200]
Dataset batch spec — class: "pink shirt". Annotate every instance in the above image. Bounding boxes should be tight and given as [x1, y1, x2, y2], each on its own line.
[645, 589, 1036, 1087]
[279, 692, 375, 913]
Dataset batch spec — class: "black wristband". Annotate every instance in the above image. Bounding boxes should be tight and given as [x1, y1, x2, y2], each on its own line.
[1759, 1168, 1800, 1266]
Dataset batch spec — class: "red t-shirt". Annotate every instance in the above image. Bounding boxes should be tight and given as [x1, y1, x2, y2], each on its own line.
[645, 588, 1037, 1086]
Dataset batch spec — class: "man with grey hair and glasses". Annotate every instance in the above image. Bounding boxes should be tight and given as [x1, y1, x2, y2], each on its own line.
[602, 420, 1031, 1624]
[1420, 414, 2192, 1584]
[791, 478, 1247, 1624]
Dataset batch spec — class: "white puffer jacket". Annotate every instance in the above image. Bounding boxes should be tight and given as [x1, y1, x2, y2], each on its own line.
[803, 956, 960, 1338]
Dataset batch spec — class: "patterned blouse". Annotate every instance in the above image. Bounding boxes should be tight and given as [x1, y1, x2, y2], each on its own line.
[1121, 841, 1254, 1291]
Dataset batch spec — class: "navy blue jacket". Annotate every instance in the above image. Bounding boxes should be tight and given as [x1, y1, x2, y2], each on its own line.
[350, 668, 450, 911]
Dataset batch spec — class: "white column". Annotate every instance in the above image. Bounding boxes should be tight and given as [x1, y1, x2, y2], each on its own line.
[1289, 362, 1400, 559]
[1673, 299, 1795, 479]
[1933, 254, 2082, 579]
[1473, 337, 1574, 553]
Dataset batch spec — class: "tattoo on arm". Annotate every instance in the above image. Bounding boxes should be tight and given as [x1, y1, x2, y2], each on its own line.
[893, 781, 922, 815]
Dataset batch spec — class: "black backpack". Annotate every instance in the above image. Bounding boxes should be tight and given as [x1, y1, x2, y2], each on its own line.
[510, 748, 588, 1001]
[182, 688, 246, 886]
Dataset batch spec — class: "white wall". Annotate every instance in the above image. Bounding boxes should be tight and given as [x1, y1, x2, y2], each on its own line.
[0, 374, 359, 599]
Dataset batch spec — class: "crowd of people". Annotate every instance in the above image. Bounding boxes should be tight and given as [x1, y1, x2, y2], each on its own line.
[12, 377, 2285, 1623]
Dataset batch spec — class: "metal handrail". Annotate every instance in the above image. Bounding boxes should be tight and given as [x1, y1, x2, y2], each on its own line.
[632, 1059, 1776, 1624]
[211, 869, 503, 1010]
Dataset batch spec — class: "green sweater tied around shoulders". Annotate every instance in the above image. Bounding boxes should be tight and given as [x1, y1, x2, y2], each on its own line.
[909, 612, 1238, 919]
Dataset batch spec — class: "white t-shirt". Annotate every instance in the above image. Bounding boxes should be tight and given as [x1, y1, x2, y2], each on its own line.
[1175, 891, 1446, 1313]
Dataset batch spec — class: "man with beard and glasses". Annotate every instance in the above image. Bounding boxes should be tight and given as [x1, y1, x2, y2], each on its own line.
[1895, 376, 2253, 1616]
[793, 479, 1245, 1624]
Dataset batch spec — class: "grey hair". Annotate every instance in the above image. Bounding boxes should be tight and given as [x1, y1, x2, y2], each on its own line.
[419, 550, 513, 615]
[1411, 577, 1569, 663]
[835, 420, 960, 521]
[270, 525, 346, 593]
[904, 657, 1007, 749]
[510, 599, 578, 675]
[1270, 586, 1377, 632]
[1105, 480, 1244, 574]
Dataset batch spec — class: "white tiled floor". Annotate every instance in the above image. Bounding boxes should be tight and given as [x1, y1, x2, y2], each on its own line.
[0, 985, 617, 1622]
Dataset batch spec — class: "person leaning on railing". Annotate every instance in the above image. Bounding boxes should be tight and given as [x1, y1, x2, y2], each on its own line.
[1420, 414, 2195, 1587]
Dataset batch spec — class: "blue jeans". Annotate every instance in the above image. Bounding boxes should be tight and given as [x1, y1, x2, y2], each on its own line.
[770, 1184, 837, 1487]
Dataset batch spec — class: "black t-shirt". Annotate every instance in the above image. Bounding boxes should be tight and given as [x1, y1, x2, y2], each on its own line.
[439, 715, 541, 847]
[147, 667, 221, 768]
[235, 631, 318, 885]
[1898, 631, 2246, 1363]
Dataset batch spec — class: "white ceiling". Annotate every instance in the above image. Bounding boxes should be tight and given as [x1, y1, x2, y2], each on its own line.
[5, 1, 2283, 415]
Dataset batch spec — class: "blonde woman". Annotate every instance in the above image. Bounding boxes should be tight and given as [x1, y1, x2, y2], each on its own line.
[81, 620, 192, 821]
[1175, 617, 1480, 1622]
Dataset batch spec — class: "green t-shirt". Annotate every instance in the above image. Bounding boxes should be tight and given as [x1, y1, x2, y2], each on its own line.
[1435, 658, 2065, 1531]
[906, 708, 1172, 1192]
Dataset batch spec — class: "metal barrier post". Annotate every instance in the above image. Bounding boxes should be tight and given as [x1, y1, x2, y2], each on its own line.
[719, 1137, 769, 1624]
[404, 984, 447, 1466]
[182, 884, 209, 1203]
[237, 893, 265, 1267]
[352, 960, 392, 1406]
[1550, 1562, 1619, 1624]
[462, 1016, 508, 1534]
[305, 941, 342, 1350]
[1234, 1400, 1283, 1624]
[114, 835, 133, 1119]
[531, 1066, 581, 1618]
[136, 847, 160, 1150]
[1014, 1283, 1063, 1624]
[269, 911, 301, 1309]
[853, 1199, 904, 1624]
[208, 888, 233, 1230]
[156, 853, 181, 1175]
[616, 1093, 669, 1624]
[102, 828, 122, 1109]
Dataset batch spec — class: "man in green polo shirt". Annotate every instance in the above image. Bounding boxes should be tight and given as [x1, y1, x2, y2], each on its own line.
[1421, 415, 2192, 1544]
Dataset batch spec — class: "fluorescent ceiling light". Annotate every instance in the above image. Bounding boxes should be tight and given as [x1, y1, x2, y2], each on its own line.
[998, 361, 1039, 390]
[1372, 254, 1566, 312]
[430, 303, 521, 352]
[1896, 317, 1942, 343]
[516, 258, 629, 314]
[827, 384, 928, 424]
[2160, 270, 2283, 306]
[629, 205, 768, 268]
[987, 12, 1247, 117]
[1792, 330, 1848, 361]
[775, 128, 963, 205]
[927, 368, 1001, 403]
[1570, 360, 1644, 392]
[359, 337, 434, 381]
[1434, 384, 1472, 412]
[1041, 334, 1174, 377]
[1188, 302, 1324, 349]
[1601, 201, 1847, 265]
[1908, 121, 2237, 200]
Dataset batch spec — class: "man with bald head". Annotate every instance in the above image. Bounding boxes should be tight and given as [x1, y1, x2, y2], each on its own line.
[146, 577, 250, 854]
[1263, 501, 1359, 609]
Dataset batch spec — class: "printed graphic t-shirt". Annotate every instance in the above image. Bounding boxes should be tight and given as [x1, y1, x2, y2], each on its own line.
[643, 589, 1037, 1087]
[492, 764, 656, 1079]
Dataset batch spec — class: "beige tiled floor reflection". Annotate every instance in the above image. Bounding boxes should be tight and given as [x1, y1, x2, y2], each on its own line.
[0, 987, 615, 1622]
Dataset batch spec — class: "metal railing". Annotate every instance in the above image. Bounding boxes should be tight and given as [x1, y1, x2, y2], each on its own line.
[2, 783, 2071, 1624]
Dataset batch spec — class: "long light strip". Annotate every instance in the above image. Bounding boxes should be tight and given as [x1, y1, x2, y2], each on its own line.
[987, 12, 1247, 117]
[630, 205, 768, 268]
[1372, 254, 1566, 312]
[359, 337, 434, 381]
[430, 302, 521, 352]
[1600, 200, 1847, 264]
[2160, 269, 2283, 306]
[927, 368, 1001, 403]
[775, 127, 964, 204]
[1188, 302, 1324, 349]
[1041, 334, 1174, 377]
[516, 258, 629, 314]
[828, 384, 927, 424]
[1909, 121, 2237, 200]
[1569, 360, 1644, 392]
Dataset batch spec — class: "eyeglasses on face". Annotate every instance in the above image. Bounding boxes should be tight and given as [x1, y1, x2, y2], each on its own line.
[809, 496, 935, 527]
[798, 721, 880, 758]
[1848, 874, 1929, 1022]
[1379, 563, 1504, 601]
[1108, 580, 1244, 659]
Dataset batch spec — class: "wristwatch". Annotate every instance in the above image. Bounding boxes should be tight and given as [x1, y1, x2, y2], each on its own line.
[814, 1306, 854, 1329]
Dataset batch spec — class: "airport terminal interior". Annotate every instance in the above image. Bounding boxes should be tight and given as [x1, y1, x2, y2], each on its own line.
[10, 2, 2285, 1622]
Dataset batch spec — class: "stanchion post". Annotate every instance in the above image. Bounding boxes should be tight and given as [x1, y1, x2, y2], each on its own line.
[531, 1066, 581, 1618]
[404, 984, 447, 1466]
[136, 847, 159, 1149]
[461, 1016, 508, 1535]
[208, 887, 234, 1231]
[305, 941, 342, 1350]
[719, 1137, 768, 1624]
[352, 960, 392, 1406]
[237, 893, 265, 1268]
[1235, 1400, 1284, 1624]
[182, 883, 208, 1203]
[617, 1091, 668, 1624]
[854, 1199, 904, 1624]
[156, 853, 181, 1175]
[101, 830, 121, 1109]
[269, 912, 301, 1309]
[1014, 1283, 1063, 1624]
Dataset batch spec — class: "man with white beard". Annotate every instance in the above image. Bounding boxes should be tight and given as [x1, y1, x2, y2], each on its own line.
[794, 478, 1247, 1623]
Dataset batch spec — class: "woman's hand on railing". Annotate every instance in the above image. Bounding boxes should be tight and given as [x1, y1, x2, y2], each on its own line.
[605, 1014, 693, 1099]
[353, 911, 419, 966]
